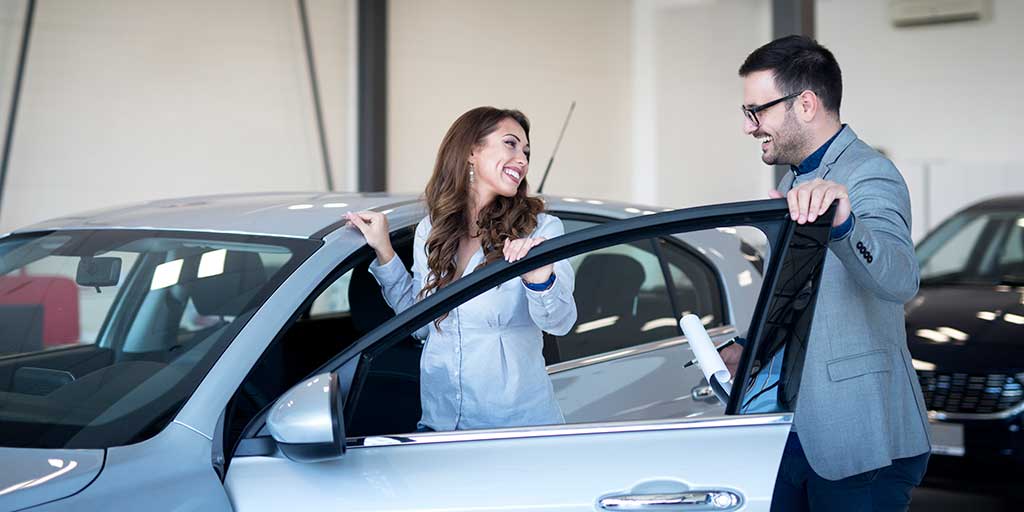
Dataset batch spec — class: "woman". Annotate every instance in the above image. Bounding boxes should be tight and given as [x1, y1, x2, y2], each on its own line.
[346, 106, 576, 432]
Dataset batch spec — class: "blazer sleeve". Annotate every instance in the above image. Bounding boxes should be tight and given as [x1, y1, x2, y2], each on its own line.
[368, 218, 430, 339]
[521, 214, 578, 336]
[829, 159, 920, 303]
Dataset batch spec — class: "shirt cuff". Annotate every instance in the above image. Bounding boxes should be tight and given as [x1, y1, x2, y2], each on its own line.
[523, 273, 556, 292]
[830, 212, 856, 241]
[368, 253, 405, 282]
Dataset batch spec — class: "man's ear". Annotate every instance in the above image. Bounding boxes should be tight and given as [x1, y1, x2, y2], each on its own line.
[797, 90, 817, 122]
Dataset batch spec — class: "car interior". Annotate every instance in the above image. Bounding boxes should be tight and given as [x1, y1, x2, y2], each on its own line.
[0, 241, 287, 448]
[227, 221, 726, 448]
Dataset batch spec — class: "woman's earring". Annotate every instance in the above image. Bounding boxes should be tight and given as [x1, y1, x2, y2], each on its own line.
[469, 163, 475, 183]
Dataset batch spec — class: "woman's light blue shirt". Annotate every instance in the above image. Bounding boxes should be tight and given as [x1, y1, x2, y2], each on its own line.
[369, 213, 577, 431]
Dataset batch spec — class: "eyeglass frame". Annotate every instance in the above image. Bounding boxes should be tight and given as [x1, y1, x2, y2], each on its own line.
[741, 92, 802, 127]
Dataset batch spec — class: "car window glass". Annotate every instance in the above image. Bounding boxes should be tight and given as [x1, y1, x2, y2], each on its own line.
[5, 251, 139, 347]
[660, 238, 726, 330]
[0, 231, 314, 449]
[919, 213, 988, 281]
[996, 217, 1024, 277]
[556, 241, 676, 361]
[310, 270, 353, 316]
[345, 223, 773, 438]
[560, 218, 598, 233]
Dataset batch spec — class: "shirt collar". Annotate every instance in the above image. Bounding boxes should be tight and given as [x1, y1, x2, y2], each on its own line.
[790, 124, 845, 176]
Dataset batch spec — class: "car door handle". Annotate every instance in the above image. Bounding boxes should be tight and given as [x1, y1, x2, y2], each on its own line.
[598, 491, 741, 511]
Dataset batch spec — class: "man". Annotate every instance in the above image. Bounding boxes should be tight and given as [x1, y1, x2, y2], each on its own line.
[729, 35, 931, 511]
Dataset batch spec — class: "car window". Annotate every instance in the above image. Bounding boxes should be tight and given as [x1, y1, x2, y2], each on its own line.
[3, 251, 138, 348]
[555, 240, 677, 361]
[919, 213, 989, 281]
[0, 230, 315, 449]
[995, 217, 1024, 277]
[546, 215, 725, 363]
[342, 218, 783, 438]
[660, 238, 725, 329]
[918, 210, 1024, 285]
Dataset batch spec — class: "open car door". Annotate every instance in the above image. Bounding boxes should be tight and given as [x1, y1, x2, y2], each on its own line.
[225, 199, 834, 511]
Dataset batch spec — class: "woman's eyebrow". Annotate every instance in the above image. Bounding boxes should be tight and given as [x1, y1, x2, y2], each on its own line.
[504, 133, 522, 142]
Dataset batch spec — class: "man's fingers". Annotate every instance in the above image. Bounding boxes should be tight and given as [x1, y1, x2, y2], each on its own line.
[820, 188, 838, 216]
[769, 189, 784, 199]
[786, 189, 799, 220]
[807, 187, 825, 222]
[796, 187, 812, 223]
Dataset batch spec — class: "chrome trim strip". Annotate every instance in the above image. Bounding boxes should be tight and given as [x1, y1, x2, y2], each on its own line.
[13, 226, 310, 240]
[546, 325, 737, 375]
[929, 397, 1024, 421]
[346, 413, 791, 449]
[173, 420, 213, 441]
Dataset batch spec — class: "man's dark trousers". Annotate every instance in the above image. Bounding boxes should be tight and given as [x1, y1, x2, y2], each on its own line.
[771, 433, 930, 511]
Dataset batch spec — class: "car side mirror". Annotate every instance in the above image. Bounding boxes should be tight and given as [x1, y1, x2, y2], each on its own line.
[267, 372, 346, 462]
[76, 257, 122, 287]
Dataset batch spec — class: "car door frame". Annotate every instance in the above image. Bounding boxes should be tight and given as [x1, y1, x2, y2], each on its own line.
[226, 197, 833, 463]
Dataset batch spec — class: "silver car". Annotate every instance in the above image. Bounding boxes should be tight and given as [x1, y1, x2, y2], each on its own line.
[0, 192, 832, 511]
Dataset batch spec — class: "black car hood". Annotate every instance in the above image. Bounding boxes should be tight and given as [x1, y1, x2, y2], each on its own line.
[906, 285, 1024, 373]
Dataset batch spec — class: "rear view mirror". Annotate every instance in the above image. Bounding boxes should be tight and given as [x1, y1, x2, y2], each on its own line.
[76, 257, 122, 287]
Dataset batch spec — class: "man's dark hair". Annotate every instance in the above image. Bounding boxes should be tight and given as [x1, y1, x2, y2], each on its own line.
[739, 35, 843, 115]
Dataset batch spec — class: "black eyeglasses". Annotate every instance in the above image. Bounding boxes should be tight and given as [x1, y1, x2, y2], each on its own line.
[741, 92, 801, 127]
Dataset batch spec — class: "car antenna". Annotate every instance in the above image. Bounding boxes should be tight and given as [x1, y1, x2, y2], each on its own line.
[536, 100, 575, 194]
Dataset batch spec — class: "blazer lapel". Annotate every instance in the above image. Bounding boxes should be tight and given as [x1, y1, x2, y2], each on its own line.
[817, 125, 858, 180]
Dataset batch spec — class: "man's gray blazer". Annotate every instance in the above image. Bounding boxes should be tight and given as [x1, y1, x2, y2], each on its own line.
[777, 125, 931, 480]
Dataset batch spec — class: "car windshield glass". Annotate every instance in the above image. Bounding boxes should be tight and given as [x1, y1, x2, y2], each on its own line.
[0, 229, 317, 449]
[917, 210, 1024, 286]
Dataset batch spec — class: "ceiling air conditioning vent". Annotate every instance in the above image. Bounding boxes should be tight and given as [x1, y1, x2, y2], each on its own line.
[889, 0, 987, 27]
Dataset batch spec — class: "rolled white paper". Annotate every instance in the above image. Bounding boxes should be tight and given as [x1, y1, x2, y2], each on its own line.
[680, 314, 732, 390]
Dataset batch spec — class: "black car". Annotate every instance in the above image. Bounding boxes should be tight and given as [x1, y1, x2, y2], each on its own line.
[907, 195, 1024, 477]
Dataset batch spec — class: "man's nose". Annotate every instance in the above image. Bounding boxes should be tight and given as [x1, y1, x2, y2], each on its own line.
[743, 117, 758, 135]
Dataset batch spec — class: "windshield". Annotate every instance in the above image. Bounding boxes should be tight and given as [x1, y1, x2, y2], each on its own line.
[0, 229, 317, 449]
[917, 210, 1024, 286]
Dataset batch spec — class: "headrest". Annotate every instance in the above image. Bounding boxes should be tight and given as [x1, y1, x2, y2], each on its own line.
[188, 251, 268, 317]
[574, 253, 645, 318]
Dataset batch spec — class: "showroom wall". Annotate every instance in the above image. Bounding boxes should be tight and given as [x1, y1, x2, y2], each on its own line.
[0, 0, 353, 233]
[818, 0, 1024, 239]
[1, 0, 1020, 239]
[387, 0, 636, 203]
[387, 0, 775, 209]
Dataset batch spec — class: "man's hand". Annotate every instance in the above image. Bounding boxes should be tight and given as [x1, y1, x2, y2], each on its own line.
[720, 343, 743, 378]
[771, 178, 851, 227]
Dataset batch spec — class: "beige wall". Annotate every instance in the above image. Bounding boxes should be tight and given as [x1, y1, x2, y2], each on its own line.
[387, 0, 775, 209]
[650, 0, 773, 208]
[2, 0, 1020, 237]
[388, 0, 635, 201]
[0, 0, 353, 232]
[817, 0, 1024, 238]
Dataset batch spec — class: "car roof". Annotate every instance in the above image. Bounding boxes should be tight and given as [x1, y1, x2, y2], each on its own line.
[11, 192, 674, 240]
[964, 195, 1024, 212]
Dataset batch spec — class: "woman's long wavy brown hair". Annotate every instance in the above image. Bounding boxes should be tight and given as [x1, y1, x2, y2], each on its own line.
[420, 107, 545, 308]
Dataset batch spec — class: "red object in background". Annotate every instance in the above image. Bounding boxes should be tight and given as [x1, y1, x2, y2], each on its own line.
[0, 274, 80, 347]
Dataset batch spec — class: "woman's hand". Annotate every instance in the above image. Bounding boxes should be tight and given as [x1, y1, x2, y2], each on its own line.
[504, 237, 554, 284]
[346, 211, 395, 264]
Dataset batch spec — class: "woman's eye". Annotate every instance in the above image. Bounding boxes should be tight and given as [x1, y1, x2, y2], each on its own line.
[505, 140, 516, 148]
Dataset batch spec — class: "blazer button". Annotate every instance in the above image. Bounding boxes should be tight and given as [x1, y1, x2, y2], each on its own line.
[856, 241, 865, 250]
